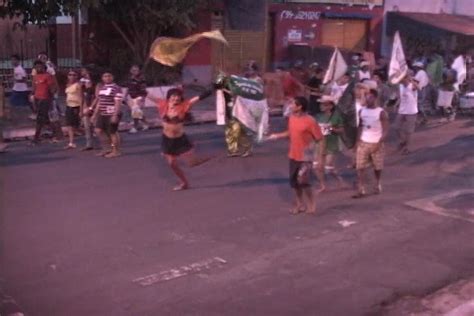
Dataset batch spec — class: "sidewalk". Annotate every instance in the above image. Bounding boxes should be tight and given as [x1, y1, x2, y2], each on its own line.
[1, 95, 283, 141]
[380, 278, 474, 316]
[1, 90, 216, 140]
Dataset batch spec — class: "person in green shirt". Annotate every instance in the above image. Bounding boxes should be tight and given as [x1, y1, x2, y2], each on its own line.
[313, 95, 346, 192]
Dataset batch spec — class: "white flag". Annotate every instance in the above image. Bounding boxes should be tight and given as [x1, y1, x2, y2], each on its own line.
[323, 48, 348, 85]
[216, 89, 226, 125]
[389, 31, 408, 84]
[232, 96, 269, 142]
[451, 55, 467, 91]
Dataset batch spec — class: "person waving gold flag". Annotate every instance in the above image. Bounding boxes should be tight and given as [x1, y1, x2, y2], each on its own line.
[149, 30, 228, 67]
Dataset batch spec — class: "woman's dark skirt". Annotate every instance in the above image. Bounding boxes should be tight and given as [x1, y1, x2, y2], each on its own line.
[161, 134, 194, 156]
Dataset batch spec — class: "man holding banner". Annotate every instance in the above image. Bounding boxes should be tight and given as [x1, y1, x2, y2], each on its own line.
[389, 31, 420, 154]
[394, 74, 419, 155]
[216, 74, 269, 157]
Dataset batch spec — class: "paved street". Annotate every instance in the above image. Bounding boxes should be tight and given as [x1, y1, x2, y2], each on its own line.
[1, 118, 474, 316]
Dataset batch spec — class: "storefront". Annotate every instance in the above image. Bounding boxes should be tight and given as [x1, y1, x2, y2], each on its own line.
[386, 11, 474, 57]
[270, 0, 384, 67]
[183, 1, 384, 83]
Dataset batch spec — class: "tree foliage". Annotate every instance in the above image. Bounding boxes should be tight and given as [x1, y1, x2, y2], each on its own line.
[0, 0, 85, 25]
[1, 0, 210, 81]
[93, 0, 207, 65]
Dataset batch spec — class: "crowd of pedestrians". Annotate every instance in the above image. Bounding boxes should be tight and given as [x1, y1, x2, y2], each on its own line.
[1, 50, 471, 213]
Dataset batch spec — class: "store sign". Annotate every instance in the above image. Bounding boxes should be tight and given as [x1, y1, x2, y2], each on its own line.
[284, 0, 383, 5]
[280, 10, 322, 20]
[287, 29, 303, 42]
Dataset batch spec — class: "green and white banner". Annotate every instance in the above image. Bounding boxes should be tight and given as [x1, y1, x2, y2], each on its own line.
[215, 75, 269, 141]
[228, 75, 265, 101]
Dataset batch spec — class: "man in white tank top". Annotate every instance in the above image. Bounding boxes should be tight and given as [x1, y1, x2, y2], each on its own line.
[353, 89, 389, 198]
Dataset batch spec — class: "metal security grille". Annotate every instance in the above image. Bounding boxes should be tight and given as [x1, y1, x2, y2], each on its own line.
[211, 11, 270, 76]
[321, 19, 368, 52]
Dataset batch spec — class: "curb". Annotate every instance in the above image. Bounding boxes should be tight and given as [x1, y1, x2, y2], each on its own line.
[2, 109, 283, 141]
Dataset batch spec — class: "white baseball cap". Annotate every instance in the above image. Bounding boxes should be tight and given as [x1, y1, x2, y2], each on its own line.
[413, 61, 424, 68]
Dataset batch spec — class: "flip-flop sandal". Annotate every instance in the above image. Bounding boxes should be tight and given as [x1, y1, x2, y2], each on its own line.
[289, 207, 305, 215]
[173, 184, 189, 191]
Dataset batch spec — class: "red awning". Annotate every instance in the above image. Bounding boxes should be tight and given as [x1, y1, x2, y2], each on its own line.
[388, 12, 474, 36]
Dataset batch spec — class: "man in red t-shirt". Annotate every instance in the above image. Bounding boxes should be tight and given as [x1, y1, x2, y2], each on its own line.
[277, 68, 305, 117]
[31, 60, 59, 144]
[269, 97, 325, 214]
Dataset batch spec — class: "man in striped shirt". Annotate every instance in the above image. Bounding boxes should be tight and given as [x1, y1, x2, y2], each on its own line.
[92, 70, 123, 158]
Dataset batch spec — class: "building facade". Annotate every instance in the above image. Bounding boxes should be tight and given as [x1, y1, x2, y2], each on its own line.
[382, 0, 474, 57]
[183, 0, 384, 85]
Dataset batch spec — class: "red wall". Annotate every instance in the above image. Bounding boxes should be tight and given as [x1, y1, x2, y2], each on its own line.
[183, 12, 213, 66]
[0, 18, 49, 60]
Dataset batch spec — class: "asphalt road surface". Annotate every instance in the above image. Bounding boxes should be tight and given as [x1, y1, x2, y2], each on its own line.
[1, 118, 473, 316]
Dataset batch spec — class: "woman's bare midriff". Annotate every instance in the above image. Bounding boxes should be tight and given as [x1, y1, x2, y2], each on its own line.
[163, 122, 184, 138]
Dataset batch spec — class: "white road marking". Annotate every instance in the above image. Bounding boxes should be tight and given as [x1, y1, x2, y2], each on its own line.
[338, 220, 357, 228]
[405, 189, 474, 224]
[133, 257, 227, 287]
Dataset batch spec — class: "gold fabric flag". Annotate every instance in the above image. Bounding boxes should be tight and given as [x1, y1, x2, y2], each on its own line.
[149, 30, 228, 67]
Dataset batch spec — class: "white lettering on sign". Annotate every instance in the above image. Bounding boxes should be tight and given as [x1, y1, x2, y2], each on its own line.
[280, 10, 321, 21]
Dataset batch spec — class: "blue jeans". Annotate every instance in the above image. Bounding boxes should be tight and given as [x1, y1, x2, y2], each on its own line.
[10, 90, 30, 107]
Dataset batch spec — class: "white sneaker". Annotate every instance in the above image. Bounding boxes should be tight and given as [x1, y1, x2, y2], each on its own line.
[129, 127, 138, 134]
[142, 124, 149, 131]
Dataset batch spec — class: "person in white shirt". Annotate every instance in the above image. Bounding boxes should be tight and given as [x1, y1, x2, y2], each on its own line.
[353, 89, 389, 198]
[31, 52, 56, 76]
[330, 72, 351, 104]
[395, 73, 419, 154]
[413, 61, 430, 124]
[357, 61, 371, 82]
[10, 54, 31, 109]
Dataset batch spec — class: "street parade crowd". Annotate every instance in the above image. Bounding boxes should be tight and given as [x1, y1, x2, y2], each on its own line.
[3, 42, 472, 214]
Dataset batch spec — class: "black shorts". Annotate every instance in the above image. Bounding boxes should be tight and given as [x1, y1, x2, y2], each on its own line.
[36, 99, 52, 125]
[161, 134, 194, 156]
[65, 106, 81, 128]
[289, 159, 312, 189]
[96, 114, 121, 134]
